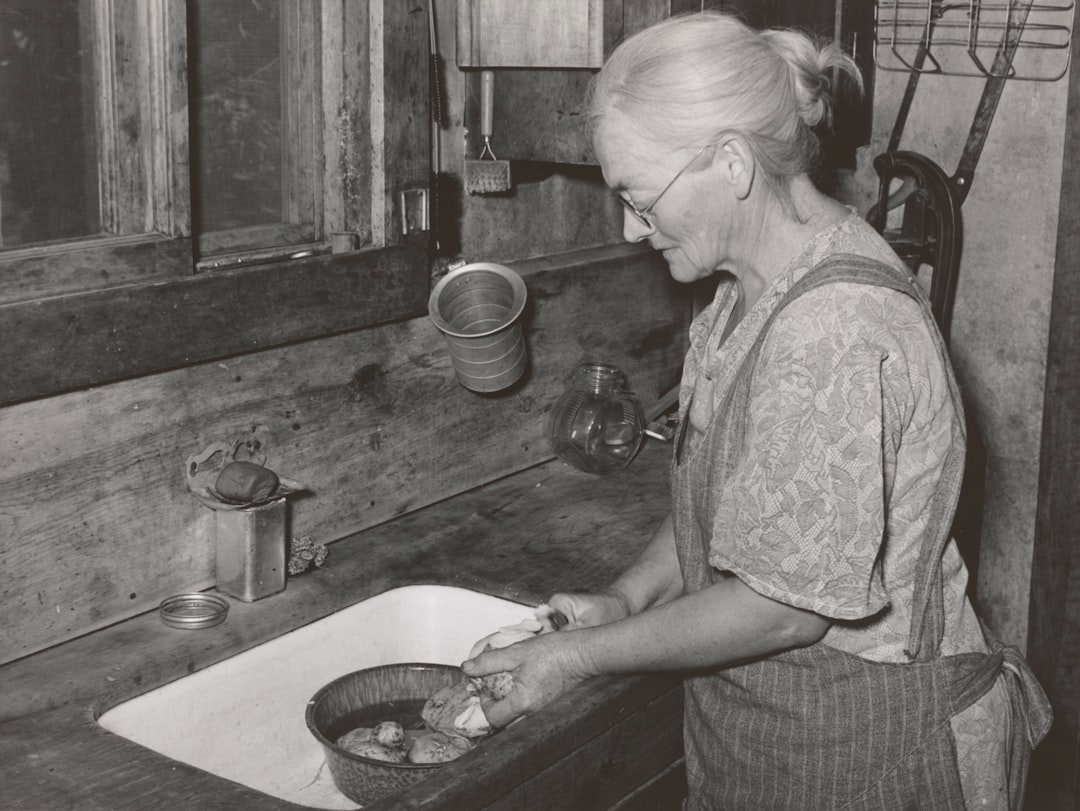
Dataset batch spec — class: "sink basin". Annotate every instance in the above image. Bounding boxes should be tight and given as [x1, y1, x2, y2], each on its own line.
[98, 585, 533, 809]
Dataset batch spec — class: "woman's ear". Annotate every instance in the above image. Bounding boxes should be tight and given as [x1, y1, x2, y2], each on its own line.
[716, 135, 754, 200]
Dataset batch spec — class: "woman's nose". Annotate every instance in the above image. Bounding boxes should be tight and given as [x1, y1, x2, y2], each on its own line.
[622, 211, 654, 243]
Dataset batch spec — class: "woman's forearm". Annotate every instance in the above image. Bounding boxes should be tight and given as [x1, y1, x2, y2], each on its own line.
[463, 546, 832, 728]
[574, 574, 830, 675]
[606, 513, 684, 615]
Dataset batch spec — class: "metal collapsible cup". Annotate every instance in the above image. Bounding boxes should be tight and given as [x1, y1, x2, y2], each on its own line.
[428, 262, 528, 393]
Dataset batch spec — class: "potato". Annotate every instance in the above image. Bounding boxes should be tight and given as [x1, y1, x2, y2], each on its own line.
[421, 678, 491, 738]
[473, 671, 514, 701]
[214, 461, 279, 503]
[407, 732, 473, 764]
[373, 720, 405, 748]
[336, 727, 407, 763]
[337, 727, 372, 748]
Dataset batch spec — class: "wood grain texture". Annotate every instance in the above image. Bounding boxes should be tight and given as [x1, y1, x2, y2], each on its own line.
[0, 238, 429, 407]
[1026, 14, 1080, 809]
[321, 0, 374, 242]
[465, 68, 599, 165]
[0, 441, 679, 810]
[481, 689, 683, 811]
[280, 2, 322, 238]
[0, 235, 195, 306]
[0, 244, 689, 664]
[459, 2, 691, 165]
[457, 0, 605, 68]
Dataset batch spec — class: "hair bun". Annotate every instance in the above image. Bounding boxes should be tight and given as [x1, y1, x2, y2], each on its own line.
[760, 28, 862, 128]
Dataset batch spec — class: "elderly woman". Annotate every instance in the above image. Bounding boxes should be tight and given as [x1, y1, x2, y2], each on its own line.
[463, 11, 1050, 810]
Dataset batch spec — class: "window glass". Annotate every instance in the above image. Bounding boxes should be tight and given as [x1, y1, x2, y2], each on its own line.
[0, 0, 100, 248]
[188, 0, 284, 235]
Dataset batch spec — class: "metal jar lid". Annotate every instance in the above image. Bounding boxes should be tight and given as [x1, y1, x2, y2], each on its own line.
[159, 593, 229, 630]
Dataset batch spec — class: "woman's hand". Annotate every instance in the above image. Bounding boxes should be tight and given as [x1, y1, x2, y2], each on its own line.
[547, 589, 632, 629]
[461, 630, 595, 729]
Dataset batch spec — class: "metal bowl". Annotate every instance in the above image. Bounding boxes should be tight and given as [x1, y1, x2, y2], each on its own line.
[305, 663, 463, 805]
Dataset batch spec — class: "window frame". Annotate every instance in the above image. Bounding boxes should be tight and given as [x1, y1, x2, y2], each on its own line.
[0, 0, 430, 407]
[0, 0, 192, 302]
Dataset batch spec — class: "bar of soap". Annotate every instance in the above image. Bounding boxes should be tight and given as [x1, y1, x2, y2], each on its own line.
[215, 461, 279, 503]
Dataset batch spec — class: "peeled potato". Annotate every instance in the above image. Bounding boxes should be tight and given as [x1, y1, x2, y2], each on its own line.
[407, 731, 473, 764]
[373, 720, 405, 748]
[473, 671, 514, 701]
[214, 461, 279, 503]
[336, 727, 407, 763]
[337, 727, 372, 749]
[421, 678, 491, 738]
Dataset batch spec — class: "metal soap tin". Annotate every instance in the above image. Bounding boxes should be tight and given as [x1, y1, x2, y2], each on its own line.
[214, 496, 287, 602]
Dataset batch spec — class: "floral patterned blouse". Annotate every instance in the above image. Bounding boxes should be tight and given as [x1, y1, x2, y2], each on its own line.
[678, 211, 1010, 808]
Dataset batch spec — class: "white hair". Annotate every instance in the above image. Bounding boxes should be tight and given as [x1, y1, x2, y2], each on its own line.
[588, 11, 863, 192]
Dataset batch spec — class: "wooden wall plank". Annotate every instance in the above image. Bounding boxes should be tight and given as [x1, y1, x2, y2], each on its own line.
[613, 0, 680, 54]
[480, 688, 683, 811]
[459, 3, 699, 166]
[0, 245, 690, 664]
[0, 236, 194, 306]
[456, 0, 605, 68]
[1026, 11, 1080, 807]
[466, 69, 599, 165]
[0, 238, 429, 406]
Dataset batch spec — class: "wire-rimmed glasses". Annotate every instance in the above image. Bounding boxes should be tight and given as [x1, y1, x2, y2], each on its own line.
[617, 141, 714, 229]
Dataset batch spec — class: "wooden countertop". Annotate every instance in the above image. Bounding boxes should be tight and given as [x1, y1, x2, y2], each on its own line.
[0, 442, 678, 810]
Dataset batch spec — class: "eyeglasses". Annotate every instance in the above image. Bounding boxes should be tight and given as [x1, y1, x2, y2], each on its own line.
[618, 142, 713, 229]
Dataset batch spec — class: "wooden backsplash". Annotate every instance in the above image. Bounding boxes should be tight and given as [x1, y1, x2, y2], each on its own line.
[0, 244, 691, 664]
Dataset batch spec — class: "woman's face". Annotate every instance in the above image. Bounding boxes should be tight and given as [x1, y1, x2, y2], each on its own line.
[595, 117, 732, 284]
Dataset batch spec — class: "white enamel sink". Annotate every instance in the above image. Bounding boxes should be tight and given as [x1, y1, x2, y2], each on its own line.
[98, 585, 533, 809]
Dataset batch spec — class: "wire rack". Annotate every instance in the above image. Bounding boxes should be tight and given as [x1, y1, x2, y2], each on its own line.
[874, 0, 1074, 79]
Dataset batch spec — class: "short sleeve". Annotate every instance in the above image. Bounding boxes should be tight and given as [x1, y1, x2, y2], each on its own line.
[707, 284, 898, 620]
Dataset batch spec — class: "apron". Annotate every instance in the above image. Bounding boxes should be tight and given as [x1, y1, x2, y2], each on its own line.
[671, 255, 1052, 810]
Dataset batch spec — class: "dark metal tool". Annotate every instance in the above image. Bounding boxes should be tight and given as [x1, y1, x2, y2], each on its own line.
[867, 0, 1036, 342]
